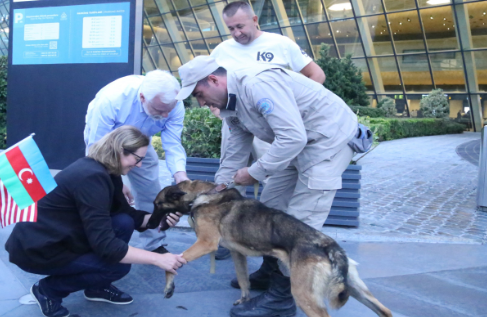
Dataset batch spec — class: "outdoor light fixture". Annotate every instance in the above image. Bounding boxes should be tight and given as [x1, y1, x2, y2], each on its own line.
[426, 0, 450, 5]
[430, 16, 434, 19]
[407, 18, 411, 22]
[399, 22, 402, 25]
[328, 3, 352, 11]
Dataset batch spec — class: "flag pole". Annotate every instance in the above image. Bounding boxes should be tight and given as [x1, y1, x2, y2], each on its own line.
[0, 133, 35, 156]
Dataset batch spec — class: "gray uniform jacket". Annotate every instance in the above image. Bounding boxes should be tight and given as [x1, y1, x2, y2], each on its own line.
[215, 65, 358, 184]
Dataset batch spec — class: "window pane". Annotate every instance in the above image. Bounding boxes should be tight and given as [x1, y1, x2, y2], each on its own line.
[359, 15, 394, 56]
[194, 5, 221, 38]
[145, 0, 162, 16]
[330, 19, 365, 58]
[161, 44, 183, 71]
[148, 45, 170, 70]
[368, 57, 403, 92]
[143, 16, 156, 45]
[357, 0, 384, 16]
[419, 7, 459, 51]
[398, 53, 434, 92]
[142, 47, 156, 72]
[388, 11, 426, 54]
[209, 2, 230, 36]
[463, 2, 487, 49]
[274, 0, 302, 26]
[429, 52, 466, 92]
[306, 23, 335, 58]
[257, 0, 280, 30]
[162, 12, 187, 42]
[190, 39, 208, 56]
[473, 51, 487, 92]
[149, 15, 172, 44]
[173, 0, 191, 11]
[189, 0, 207, 6]
[154, 0, 175, 14]
[323, 0, 354, 20]
[297, 0, 327, 23]
[179, 9, 203, 40]
[383, 0, 416, 12]
[351, 58, 374, 92]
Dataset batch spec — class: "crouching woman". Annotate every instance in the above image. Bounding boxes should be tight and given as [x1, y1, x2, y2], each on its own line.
[5, 126, 186, 317]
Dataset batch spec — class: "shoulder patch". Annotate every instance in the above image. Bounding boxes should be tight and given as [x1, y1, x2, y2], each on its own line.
[256, 98, 274, 115]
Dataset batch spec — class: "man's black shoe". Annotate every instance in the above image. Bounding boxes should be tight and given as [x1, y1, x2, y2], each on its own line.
[215, 245, 231, 260]
[84, 285, 133, 305]
[31, 282, 70, 317]
[151, 245, 169, 254]
[231, 256, 280, 290]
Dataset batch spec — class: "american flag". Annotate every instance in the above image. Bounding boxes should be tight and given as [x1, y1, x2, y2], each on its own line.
[0, 180, 37, 228]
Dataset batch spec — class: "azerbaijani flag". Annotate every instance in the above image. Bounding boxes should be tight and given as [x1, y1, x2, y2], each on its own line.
[0, 135, 57, 210]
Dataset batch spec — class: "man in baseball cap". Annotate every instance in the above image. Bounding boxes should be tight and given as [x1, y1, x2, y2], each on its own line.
[176, 55, 357, 317]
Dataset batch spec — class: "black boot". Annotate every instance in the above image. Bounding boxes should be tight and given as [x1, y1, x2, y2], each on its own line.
[231, 256, 280, 290]
[230, 273, 296, 317]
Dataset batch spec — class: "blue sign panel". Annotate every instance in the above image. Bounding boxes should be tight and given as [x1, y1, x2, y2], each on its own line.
[12, 2, 130, 65]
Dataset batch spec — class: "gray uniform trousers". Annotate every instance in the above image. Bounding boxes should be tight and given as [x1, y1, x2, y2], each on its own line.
[260, 145, 353, 275]
[124, 144, 165, 251]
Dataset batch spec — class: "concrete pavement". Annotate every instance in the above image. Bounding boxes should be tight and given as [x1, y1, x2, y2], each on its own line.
[1, 132, 487, 317]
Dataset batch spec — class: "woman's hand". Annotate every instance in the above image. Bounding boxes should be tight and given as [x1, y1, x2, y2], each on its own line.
[155, 253, 187, 274]
[122, 184, 134, 205]
[166, 212, 183, 228]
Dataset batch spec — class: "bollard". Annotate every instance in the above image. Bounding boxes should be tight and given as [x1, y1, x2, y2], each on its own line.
[477, 126, 487, 211]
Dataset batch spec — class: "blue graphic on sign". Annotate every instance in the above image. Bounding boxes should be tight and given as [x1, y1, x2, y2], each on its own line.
[256, 98, 274, 115]
[12, 2, 130, 65]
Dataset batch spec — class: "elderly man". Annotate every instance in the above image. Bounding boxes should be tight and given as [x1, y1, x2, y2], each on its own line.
[176, 56, 357, 317]
[84, 70, 189, 254]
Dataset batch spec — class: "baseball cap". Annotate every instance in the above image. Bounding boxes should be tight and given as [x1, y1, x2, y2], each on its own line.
[176, 56, 220, 100]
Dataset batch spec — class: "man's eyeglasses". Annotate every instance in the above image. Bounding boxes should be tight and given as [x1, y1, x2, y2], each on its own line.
[124, 149, 145, 164]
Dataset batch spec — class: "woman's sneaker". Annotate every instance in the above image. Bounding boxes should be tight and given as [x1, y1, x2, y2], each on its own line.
[84, 285, 133, 304]
[30, 282, 70, 317]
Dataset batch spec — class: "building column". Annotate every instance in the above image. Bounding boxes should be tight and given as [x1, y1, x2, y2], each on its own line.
[454, 0, 483, 131]
[350, 0, 385, 97]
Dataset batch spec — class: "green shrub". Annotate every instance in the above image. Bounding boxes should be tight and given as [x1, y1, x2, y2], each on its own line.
[316, 44, 369, 107]
[368, 117, 465, 141]
[152, 107, 222, 159]
[349, 105, 385, 118]
[376, 97, 396, 118]
[420, 89, 449, 118]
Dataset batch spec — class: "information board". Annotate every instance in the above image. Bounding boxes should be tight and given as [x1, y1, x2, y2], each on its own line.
[7, 0, 142, 169]
[12, 2, 130, 65]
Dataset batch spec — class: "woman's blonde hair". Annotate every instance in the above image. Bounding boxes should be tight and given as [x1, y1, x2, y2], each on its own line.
[88, 126, 150, 175]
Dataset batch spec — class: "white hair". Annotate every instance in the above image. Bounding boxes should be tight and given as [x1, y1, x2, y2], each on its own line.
[140, 69, 181, 104]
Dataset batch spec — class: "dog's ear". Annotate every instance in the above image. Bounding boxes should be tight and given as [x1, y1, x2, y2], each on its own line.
[166, 188, 187, 202]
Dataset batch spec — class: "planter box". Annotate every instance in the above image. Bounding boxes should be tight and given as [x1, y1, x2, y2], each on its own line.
[185, 157, 360, 227]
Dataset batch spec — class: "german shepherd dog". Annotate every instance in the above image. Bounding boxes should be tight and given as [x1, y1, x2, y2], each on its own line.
[148, 180, 392, 317]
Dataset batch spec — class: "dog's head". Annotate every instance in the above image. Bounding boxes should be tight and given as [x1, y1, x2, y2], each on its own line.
[146, 180, 217, 229]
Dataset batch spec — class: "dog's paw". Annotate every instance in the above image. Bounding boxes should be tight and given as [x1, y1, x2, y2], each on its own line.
[164, 282, 175, 299]
[233, 296, 249, 306]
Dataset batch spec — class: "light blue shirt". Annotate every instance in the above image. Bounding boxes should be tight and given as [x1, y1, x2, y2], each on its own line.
[84, 75, 187, 175]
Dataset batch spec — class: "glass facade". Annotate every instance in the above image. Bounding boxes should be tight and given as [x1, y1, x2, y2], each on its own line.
[2, 0, 487, 130]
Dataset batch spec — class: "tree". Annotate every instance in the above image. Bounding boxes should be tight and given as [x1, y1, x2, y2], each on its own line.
[420, 89, 449, 118]
[315, 44, 369, 107]
[376, 97, 396, 117]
